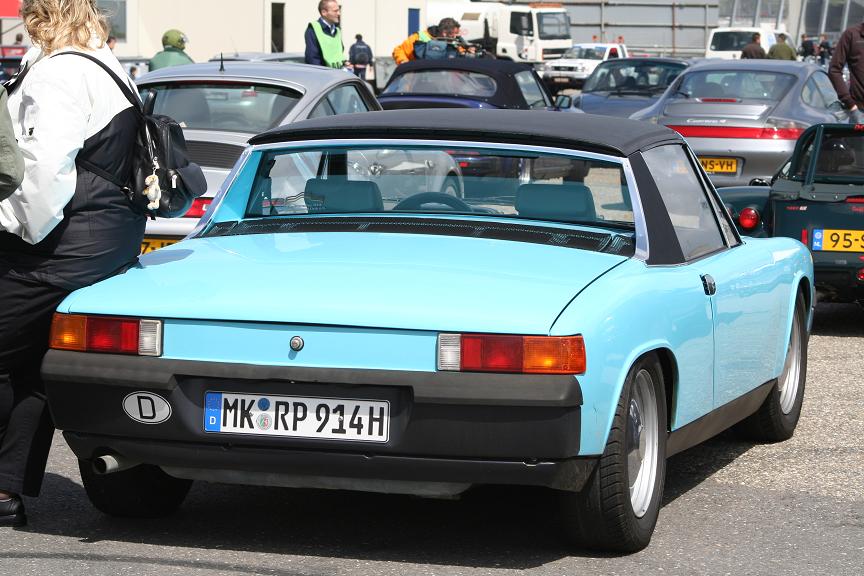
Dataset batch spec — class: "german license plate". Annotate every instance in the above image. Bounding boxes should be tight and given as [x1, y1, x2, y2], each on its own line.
[204, 391, 390, 442]
[812, 229, 864, 252]
[141, 237, 178, 253]
[699, 157, 738, 174]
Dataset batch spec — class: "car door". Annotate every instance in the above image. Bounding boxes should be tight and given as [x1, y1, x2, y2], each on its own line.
[642, 144, 787, 409]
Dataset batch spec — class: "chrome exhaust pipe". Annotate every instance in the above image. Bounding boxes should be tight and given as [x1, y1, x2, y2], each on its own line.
[93, 454, 139, 475]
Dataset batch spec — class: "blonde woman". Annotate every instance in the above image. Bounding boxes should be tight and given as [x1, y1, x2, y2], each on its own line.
[0, 0, 146, 526]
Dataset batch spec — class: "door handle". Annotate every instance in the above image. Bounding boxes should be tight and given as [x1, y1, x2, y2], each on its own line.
[701, 274, 716, 296]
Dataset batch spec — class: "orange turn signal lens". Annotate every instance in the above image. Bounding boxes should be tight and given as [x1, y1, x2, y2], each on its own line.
[49, 313, 87, 351]
[523, 335, 586, 374]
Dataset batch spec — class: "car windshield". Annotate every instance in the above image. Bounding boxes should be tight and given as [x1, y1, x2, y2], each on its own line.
[673, 70, 796, 100]
[383, 70, 498, 97]
[538, 12, 571, 40]
[790, 127, 864, 187]
[710, 31, 756, 51]
[241, 145, 634, 229]
[143, 82, 302, 133]
[583, 61, 686, 93]
[564, 46, 605, 60]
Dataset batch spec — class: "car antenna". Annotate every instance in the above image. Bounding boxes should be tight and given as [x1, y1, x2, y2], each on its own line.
[219, 52, 225, 73]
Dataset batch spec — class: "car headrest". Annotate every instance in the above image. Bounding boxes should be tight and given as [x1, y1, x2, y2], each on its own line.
[516, 183, 597, 222]
[304, 178, 384, 213]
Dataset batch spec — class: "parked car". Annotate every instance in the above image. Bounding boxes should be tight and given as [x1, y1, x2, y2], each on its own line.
[43, 109, 813, 553]
[705, 27, 791, 60]
[209, 51, 305, 64]
[135, 61, 381, 252]
[631, 59, 848, 187]
[556, 57, 689, 117]
[539, 42, 628, 92]
[719, 123, 864, 303]
[377, 58, 555, 111]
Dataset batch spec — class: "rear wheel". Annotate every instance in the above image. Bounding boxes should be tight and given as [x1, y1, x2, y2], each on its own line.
[78, 459, 192, 518]
[439, 175, 462, 198]
[560, 354, 667, 552]
[736, 291, 807, 442]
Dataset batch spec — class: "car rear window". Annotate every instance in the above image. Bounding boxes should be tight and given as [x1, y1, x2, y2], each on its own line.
[243, 145, 634, 230]
[710, 31, 756, 51]
[564, 46, 605, 60]
[675, 70, 796, 100]
[383, 70, 498, 97]
[142, 83, 302, 133]
[583, 61, 686, 93]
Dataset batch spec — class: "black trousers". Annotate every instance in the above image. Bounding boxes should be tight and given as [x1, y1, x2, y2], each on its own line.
[0, 269, 69, 496]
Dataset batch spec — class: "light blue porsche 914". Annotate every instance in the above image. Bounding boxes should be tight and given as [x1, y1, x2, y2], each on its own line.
[43, 109, 813, 552]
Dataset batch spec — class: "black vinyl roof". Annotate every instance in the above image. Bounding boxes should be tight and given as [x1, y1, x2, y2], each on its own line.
[248, 109, 683, 157]
[380, 58, 538, 108]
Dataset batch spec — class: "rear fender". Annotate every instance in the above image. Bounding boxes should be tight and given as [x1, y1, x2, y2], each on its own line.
[715, 185, 771, 237]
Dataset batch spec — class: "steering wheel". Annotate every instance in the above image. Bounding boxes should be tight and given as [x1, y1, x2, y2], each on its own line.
[393, 192, 472, 212]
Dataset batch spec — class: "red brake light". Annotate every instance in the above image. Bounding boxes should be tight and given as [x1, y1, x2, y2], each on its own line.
[738, 207, 760, 230]
[184, 198, 212, 218]
[439, 334, 586, 374]
[801, 228, 809, 246]
[857, 268, 864, 282]
[86, 316, 139, 354]
[846, 196, 864, 203]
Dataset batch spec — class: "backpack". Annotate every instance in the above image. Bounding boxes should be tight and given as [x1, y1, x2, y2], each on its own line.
[54, 52, 206, 219]
[354, 45, 371, 65]
[414, 39, 457, 60]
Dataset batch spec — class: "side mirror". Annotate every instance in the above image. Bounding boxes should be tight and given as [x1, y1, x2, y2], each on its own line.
[749, 177, 771, 186]
[555, 94, 572, 109]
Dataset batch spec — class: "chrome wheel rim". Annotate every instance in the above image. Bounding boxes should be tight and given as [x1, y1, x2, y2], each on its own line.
[627, 369, 659, 518]
[777, 314, 802, 414]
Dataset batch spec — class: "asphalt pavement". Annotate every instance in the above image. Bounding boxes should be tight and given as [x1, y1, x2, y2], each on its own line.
[1, 303, 862, 576]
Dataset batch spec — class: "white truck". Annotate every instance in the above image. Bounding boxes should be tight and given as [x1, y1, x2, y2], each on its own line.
[427, 1, 573, 62]
[539, 42, 629, 93]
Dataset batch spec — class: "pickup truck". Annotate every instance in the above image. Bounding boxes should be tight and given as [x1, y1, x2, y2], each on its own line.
[539, 42, 628, 93]
[718, 123, 864, 303]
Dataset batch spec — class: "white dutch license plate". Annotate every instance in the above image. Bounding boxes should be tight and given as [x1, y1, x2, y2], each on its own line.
[204, 392, 390, 442]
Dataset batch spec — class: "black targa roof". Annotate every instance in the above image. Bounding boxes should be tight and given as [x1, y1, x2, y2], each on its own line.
[381, 58, 540, 109]
[248, 109, 684, 157]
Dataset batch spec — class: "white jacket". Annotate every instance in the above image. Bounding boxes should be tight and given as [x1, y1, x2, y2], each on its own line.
[0, 43, 133, 244]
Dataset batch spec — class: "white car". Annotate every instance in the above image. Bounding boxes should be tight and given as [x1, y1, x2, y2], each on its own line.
[540, 43, 628, 92]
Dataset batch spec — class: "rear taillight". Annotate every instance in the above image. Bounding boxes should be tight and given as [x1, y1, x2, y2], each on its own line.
[857, 269, 864, 282]
[738, 207, 760, 230]
[801, 228, 809, 246]
[184, 198, 212, 218]
[846, 196, 864, 203]
[437, 333, 586, 374]
[669, 119, 805, 140]
[50, 314, 162, 356]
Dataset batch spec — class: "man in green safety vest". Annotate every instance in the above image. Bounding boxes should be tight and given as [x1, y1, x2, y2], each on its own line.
[304, 0, 348, 69]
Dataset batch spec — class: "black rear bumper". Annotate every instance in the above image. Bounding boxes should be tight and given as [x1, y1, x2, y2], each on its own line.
[44, 351, 592, 493]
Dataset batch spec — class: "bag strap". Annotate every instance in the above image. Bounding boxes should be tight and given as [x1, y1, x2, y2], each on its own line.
[51, 51, 143, 113]
[3, 61, 30, 95]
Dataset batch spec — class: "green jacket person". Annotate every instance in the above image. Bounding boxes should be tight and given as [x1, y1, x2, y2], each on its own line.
[305, 0, 346, 68]
[150, 29, 194, 71]
[768, 34, 797, 61]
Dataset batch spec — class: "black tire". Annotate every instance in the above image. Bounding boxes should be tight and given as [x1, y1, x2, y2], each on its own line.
[560, 354, 667, 553]
[78, 459, 192, 518]
[735, 290, 808, 442]
[440, 175, 463, 199]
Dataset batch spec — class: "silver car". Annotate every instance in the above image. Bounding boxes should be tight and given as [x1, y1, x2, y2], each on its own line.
[631, 60, 849, 187]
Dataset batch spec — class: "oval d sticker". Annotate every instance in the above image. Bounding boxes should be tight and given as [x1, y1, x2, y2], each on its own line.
[123, 392, 172, 424]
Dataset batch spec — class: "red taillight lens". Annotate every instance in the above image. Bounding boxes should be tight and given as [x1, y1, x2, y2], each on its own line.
[846, 196, 864, 203]
[801, 228, 809, 246]
[669, 124, 804, 140]
[86, 316, 140, 353]
[738, 207, 760, 230]
[439, 334, 586, 374]
[49, 314, 162, 356]
[857, 268, 864, 282]
[184, 198, 212, 218]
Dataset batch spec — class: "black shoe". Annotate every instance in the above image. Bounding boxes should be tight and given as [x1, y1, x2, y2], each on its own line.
[0, 496, 27, 527]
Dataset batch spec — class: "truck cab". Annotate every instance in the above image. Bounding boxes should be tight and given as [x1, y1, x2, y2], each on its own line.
[428, 1, 573, 62]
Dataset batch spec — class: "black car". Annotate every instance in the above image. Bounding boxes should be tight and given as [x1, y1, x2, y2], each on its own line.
[718, 123, 864, 303]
